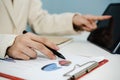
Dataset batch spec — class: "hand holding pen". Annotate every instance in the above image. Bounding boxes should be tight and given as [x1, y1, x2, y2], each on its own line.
[23, 30, 66, 59]
[6, 30, 65, 60]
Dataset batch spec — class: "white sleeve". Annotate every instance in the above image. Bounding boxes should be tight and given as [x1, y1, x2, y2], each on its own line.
[0, 34, 16, 59]
[28, 0, 77, 35]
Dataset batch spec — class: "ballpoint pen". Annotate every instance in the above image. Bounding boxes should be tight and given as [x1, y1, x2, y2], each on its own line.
[45, 45, 66, 59]
[23, 30, 66, 59]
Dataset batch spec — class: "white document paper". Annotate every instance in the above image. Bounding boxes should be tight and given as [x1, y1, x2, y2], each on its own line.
[0, 53, 104, 80]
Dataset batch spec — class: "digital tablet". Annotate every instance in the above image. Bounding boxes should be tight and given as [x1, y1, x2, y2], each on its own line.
[87, 3, 120, 54]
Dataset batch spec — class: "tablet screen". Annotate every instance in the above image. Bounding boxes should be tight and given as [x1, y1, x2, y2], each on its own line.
[87, 3, 120, 54]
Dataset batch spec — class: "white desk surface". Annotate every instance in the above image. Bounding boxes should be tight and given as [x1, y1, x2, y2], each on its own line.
[0, 34, 120, 80]
[59, 41, 120, 80]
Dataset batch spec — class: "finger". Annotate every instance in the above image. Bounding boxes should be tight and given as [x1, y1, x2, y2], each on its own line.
[28, 33, 59, 50]
[17, 53, 30, 60]
[81, 21, 96, 32]
[78, 16, 93, 29]
[82, 26, 92, 32]
[11, 51, 30, 60]
[21, 46, 37, 59]
[88, 20, 97, 31]
[91, 21, 97, 30]
[39, 46, 56, 60]
[82, 20, 93, 29]
[28, 40, 56, 59]
[39, 38, 59, 50]
[84, 15, 112, 21]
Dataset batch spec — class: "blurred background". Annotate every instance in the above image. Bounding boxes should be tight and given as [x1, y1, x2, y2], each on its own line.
[41, 0, 120, 41]
[42, 0, 120, 15]
[28, 0, 120, 41]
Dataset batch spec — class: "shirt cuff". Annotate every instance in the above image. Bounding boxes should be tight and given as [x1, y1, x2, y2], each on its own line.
[0, 34, 17, 59]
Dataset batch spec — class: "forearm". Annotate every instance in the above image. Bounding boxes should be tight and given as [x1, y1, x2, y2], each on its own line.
[31, 13, 78, 35]
[28, 0, 78, 35]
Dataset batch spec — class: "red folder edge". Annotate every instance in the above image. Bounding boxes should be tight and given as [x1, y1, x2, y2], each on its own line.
[0, 72, 24, 80]
[0, 59, 108, 80]
[77, 59, 109, 80]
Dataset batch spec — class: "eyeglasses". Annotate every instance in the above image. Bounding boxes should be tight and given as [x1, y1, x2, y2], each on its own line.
[63, 61, 98, 80]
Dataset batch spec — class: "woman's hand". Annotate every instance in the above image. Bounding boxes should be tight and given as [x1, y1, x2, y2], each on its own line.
[7, 32, 59, 60]
[73, 14, 111, 32]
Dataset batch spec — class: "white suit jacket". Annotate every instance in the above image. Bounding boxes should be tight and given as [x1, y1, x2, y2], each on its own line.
[0, 0, 77, 58]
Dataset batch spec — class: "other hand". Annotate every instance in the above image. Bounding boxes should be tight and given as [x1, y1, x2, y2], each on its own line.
[73, 14, 111, 32]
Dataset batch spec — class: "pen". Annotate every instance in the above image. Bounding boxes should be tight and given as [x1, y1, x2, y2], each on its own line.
[45, 45, 66, 59]
[23, 30, 66, 59]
